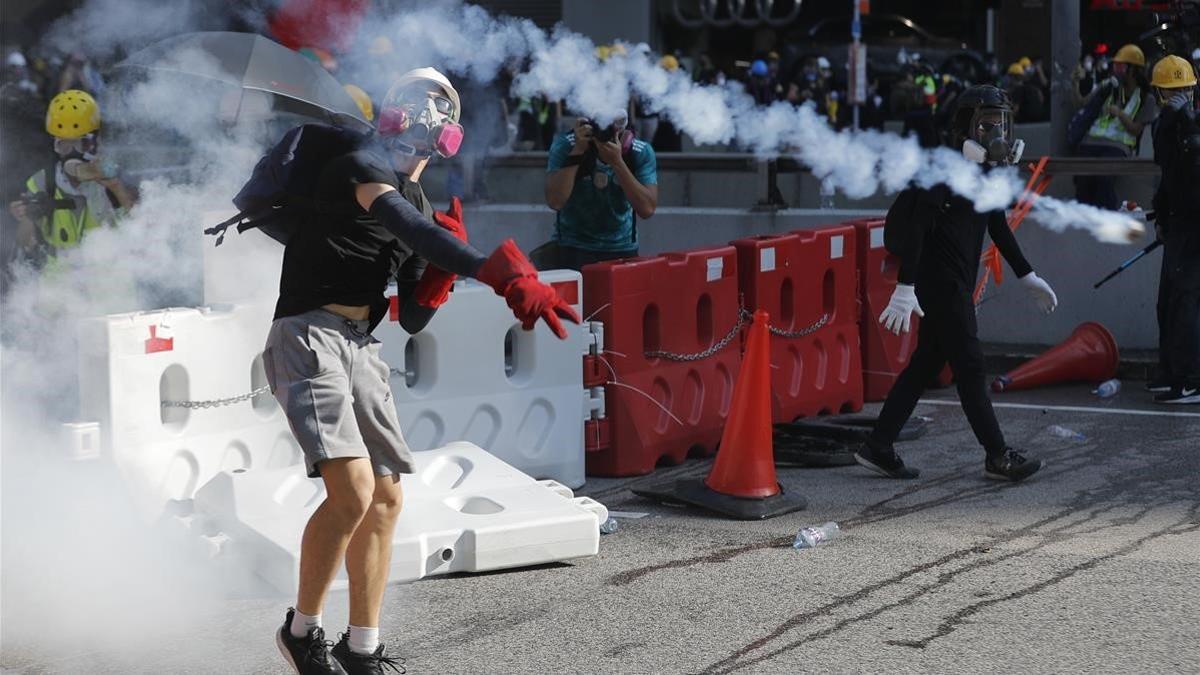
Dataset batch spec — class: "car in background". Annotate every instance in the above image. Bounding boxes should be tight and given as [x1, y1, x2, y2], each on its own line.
[797, 13, 988, 87]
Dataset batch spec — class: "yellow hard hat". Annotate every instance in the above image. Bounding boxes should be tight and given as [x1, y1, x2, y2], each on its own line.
[1152, 54, 1198, 88]
[46, 89, 100, 139]
[1017, 56, 1032, 68]
[660, 54, 679, 71]
[595, 45, 611, 62]
[1007, 62, 1025, 76]
[1113, 44, 1146, 66]
[344, 83, 374, 121]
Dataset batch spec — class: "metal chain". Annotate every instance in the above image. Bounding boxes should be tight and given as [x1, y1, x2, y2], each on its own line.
[644, 308, 830, 362]
[645, 310, 750, 362]
[765, 312, 829, 339]
[161, 385, 272, 409]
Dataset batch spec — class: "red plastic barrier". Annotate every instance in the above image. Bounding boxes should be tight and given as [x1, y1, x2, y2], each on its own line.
[853, 219, 952, 401]
[733, 225, 864, 421]
[582, 247, 742, 477]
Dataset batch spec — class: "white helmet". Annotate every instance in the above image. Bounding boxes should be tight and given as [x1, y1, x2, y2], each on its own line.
[384, 67, 461, 124]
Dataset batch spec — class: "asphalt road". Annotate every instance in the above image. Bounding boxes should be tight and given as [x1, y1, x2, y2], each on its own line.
[4, 383, 1199, 674]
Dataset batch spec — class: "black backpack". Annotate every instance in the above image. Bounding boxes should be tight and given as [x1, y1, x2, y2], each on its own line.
[884, 185, 949, 257]
[205, 123, 369, 246]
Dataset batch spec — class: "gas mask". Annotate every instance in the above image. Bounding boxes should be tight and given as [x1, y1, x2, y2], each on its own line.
[377, 85, 463, 159]
[961, 108, 1023, 166]
[54, 132, 98, 162]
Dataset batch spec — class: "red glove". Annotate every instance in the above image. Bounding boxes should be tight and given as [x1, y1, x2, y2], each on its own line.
[476, 239, 581, 339]
[414, 197, 467, 308]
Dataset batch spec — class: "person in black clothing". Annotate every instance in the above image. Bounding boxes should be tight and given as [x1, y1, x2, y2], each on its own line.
[856, 85, 1058, 483]
[1148, 55, 1200, 404]
[269, 67, 580, 675]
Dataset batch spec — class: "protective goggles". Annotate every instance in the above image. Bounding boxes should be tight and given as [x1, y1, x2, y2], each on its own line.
[53, 133, 98, 157]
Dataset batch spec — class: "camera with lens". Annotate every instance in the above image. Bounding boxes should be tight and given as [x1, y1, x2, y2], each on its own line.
[15, 192, 54, 221]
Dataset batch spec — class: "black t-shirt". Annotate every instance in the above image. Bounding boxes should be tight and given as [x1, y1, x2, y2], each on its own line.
[898, 186, 1033, 293]
[274, 149, 432, 329]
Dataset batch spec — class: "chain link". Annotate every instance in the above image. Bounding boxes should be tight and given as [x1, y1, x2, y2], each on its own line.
[645, 309, 829, 362]
[765, 312, 829, 339]
[161, 385, 272, 410]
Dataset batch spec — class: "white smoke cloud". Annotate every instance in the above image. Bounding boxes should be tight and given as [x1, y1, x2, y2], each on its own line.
[2, 6, 274, 662]
[338, 0, 1142, 242]
[1, 0, 1148, 665]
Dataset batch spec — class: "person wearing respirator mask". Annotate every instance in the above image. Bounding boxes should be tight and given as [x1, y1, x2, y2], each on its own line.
[857, 84, 1055, 484]
[268, 67, 579, 675]
[7, 90, 136, 265]
[1148, 55, 1200, 404]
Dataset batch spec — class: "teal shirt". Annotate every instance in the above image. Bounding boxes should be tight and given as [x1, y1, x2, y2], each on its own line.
[546, 132, 657, 252]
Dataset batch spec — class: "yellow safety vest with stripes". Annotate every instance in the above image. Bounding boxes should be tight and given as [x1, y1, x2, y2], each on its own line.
[1087, 88, 1142, 150]
[24, 169, 104, 250]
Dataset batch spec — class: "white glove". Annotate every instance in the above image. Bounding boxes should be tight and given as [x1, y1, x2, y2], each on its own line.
[1019, 272, 1058, 314]
[879, 284, 924, 335]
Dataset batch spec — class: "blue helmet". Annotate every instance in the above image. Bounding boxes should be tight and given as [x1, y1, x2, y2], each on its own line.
[750, 59, 769, 77]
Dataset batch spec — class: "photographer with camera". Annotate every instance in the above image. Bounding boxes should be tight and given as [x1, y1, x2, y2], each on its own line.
[8, 90, 136, 266]
[538, 114, 657, 271]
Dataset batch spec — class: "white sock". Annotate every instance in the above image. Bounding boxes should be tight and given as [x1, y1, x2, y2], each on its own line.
[289, 608, 321, 639]
[348, 625, 379, 655]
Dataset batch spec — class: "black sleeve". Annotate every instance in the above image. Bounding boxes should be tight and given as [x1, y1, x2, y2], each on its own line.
[988, 209, 1034, 279]
[368, 190, 487, 278]
[329, 150, 399, 191]
[896, 188, 936, 285]
[394, 255, 437, 334]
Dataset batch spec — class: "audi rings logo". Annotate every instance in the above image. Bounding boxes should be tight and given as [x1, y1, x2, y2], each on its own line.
[672, 0, 802, 28]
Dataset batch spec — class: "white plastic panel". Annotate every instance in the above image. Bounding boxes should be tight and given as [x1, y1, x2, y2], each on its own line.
[188, 442, 605, 594]
[376, 271, 588, 488]
[76, 301, 293, 515]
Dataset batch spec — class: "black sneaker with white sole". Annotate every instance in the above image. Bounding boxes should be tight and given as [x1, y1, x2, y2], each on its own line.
[854, 443, 920, 479]
[277, 608, 346, 675]
[984, 448, 1042, 482]
[331, 633, 406, 674]
[1154, 385, 1200, 404]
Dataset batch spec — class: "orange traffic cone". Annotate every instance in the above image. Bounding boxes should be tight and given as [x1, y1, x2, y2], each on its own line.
[992, 321, 1119, 392]
[633, 310, 807, 520]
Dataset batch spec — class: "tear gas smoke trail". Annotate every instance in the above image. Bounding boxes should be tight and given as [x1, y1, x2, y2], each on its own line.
[342, 0, 1142, 243]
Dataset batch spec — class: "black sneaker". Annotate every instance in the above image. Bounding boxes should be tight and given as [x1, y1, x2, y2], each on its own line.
[1154, 385, 1200, 404]
[276, 608, 346, 675]
[1145, 379, 1172, 393]
[331, 633, 406, 674]
[984, 448, 1043, 482]
[854, 443, 920, 479]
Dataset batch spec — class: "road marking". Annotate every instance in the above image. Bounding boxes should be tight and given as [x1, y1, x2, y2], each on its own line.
[919, 398, 1200, 419]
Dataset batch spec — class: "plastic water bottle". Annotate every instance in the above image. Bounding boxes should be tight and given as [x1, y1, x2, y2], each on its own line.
[1093, 379, 1121, 398]
[599, 517, 618, 535]
[819, 179, 837, 210]
[793, 522, 840, 549]
[1047, 425, 1086, 441]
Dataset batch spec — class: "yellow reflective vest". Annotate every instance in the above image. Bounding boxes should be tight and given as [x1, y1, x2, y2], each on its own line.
[24, 168, 106, 250]
[1087, 88, 1143, 150]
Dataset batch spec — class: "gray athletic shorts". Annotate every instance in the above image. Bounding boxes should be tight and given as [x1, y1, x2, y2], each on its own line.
[263, 308, 415, 478]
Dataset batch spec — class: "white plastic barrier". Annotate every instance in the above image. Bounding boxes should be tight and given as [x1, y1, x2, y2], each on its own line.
[376, 271, 590, 488]
[185, 442, 607, 594]
[76, 302, 298, 515]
